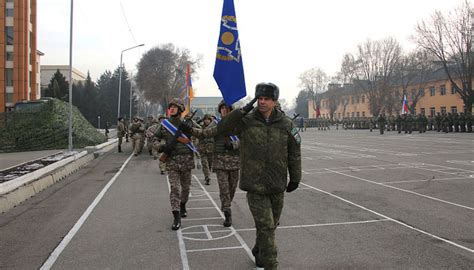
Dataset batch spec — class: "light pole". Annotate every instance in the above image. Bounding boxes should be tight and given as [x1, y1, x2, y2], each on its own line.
[117, 44, 144, 120]
[97, 115, 101, 129]
[67, 0, 74, 152]
[129, 71, 133, 120]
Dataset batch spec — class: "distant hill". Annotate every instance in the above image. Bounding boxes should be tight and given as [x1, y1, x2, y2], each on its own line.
[0, 99, 107, 152]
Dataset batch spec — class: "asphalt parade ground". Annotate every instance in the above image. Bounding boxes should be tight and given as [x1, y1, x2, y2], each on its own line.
[1, 128, 473, 269]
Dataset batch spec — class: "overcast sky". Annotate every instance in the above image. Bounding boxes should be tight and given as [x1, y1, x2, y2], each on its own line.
[38, 0, 461, 105]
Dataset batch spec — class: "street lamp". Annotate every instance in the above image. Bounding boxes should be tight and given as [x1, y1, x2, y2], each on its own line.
[97, 115, 101, 129]
[117, 44, 144, 120]
[129, 71, 134, 120]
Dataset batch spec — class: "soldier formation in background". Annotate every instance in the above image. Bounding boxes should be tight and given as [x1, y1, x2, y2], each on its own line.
[300, 111, 472, 134]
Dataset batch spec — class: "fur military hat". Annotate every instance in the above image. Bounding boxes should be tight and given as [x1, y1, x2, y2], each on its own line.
[168, 98, 185, 112]
[255, 82, 279, 100]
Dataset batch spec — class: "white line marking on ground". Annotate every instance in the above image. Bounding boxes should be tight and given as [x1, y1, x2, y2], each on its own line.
[40, 154, 134, 270]
[187, 246, 244, 253]
[236, 219, 390, 232]
[326, 169, 474, 211]
[192, 175, 255, 262]
[187, 207, 217, 210]
[188, 198, 212, 202]
[182, 217, 223, 221]
[385, 176, 474, 184]
[301, 183, 474, 254]
[166, 175, 189, 270]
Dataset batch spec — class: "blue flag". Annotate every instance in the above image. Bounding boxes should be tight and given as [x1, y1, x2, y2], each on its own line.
[213, 0, 246, 106]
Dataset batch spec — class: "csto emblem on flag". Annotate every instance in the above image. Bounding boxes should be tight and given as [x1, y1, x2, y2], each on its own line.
[213, 0, 246, 106]
[216, 15, 242, 63]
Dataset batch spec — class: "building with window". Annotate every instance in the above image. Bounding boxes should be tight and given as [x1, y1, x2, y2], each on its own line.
[40, 65, 87, 90]
[309, 68, 468, 119]
[190, 97, 222, 117]
[1, 0, 38, 112]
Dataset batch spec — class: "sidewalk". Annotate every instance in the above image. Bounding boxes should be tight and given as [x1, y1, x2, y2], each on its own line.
[0, 150, 62, 171]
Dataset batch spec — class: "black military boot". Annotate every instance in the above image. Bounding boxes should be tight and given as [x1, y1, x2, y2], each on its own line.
[223, 210, 232, 227]
[180, 203, 187, 218]
[171, 211, 181, 230]
[118, 145, 122, 153]
[205, 177, 210, 185]
[252, 246, 264, 268]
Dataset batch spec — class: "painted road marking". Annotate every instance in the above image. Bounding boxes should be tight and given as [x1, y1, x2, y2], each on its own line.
[301, 183, 474, 254]
[326, 169, 474, 211]
[40, 154, 134, 270]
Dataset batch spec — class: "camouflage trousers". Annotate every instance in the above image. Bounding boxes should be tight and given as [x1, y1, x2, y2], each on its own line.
[247, 192, 284, 270]
[201, 153, 213, 179]
[168, 170, 192, 211]
[159, 157, 166, 172]
[118, 136, 123, 147]
[131, 133, 143, 155]
[146, 138, 153, 154]
[215, 169, 239, 212]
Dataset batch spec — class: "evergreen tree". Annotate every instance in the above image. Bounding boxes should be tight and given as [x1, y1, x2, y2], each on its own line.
[45, 70, 69, 101]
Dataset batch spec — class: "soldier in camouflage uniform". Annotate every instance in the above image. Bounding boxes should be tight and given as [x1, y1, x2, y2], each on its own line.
[145, 115, 155, 155]
[129, 116, 145, 156]
[116, 117, 126, 153]
[198, 114, 215, 185]
[377, 114, 386, 135]
[466, 112, 473, 132]
[216, 83, 301, 269]
[189, 100, 241, 227]
[145, 117, 161, 159]
[154, 99, 195, 230]
[155, 115, 167, 173]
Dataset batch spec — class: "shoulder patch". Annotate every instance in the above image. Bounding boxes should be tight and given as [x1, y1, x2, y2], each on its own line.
[290, 127, 301, 144]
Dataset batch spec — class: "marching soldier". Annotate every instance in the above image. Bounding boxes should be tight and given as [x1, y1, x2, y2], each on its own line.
[116, 117, 126, 153]
[154, 99, 195, 230]
[129, 116, 145, 156]
[187, 100, 241, 227]
[197, 114, 215, 185]
[145, 116, 155, 155]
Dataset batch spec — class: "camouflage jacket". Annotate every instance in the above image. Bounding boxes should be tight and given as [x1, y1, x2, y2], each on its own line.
[154, 116, 194, 157]
[117, 121, 126, 137]
[218, 108, 301, 194]
[197, 122, 215, 154]
[192, 122, 240, 170]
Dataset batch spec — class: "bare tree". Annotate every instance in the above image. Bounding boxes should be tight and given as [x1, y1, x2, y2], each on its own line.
[298, 67, 328, 113]
[412, 0, 474, 113]
[353, 38, 403, 115]
[135, 44, 200, 110]
[338, 53, 360, 84]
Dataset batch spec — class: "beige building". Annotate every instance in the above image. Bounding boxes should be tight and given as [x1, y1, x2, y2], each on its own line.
[40, 65, 86, 89]
[309, 69, 468, 119]
[1, 0, 38, 112]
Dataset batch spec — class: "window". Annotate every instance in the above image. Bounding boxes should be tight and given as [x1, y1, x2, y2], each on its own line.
[6, 8, 14, 17]
[451, 106, 457, 114]
[430, 86, 435, 96]
[361, 95, 365, 103]
[356, 112, 360, 117]
[362, 112, 365, 117]
[451, 85, 457, 94]
[6, 52, 13, 61]
[430, 107, 435, 117]
[420, 108, 425, 115]
[6, 26, 14, 45]
[440, 85, 446, 96]
[419, 89, 425, 97]
[440, 107, 446, 114]
[5, 68, 13, 86]
[6, 93, 13, 103]
[351, 112, 355, 117]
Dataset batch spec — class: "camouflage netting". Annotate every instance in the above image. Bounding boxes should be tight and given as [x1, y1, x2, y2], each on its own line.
[0, 99, 106, 152]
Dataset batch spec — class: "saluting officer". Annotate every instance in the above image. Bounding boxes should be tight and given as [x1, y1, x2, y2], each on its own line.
[217, 83, 301, 269]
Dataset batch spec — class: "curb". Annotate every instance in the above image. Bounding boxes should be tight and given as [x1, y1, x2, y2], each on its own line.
[0, 140, 117, 213]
